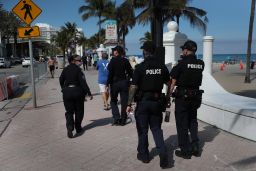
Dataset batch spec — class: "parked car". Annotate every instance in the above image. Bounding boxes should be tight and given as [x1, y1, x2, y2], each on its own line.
[0, 58, 11, 68]
[11, 57, 22, 64]
[22, 57, 31, 67]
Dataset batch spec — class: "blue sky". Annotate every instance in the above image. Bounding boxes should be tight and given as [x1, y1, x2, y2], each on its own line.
[2, 0, 256, 55]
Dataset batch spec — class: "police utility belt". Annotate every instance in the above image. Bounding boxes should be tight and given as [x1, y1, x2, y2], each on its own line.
[136, 91, 162, 101]
[172, 87, 204, 99]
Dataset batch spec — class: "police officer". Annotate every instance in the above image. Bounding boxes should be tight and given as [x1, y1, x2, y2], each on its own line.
[106, 46, 133, 126]
[170, 40, 204, 159]
[59, 55, 93, 138]
[126, 41, 171, 168]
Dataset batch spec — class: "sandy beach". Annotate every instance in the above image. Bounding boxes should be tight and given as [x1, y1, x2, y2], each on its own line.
[212, 63, 256, 98]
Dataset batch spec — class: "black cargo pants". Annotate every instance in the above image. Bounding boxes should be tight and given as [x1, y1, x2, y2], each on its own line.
[174, 96, 201, 152]
[63, 87, 85, 132]
[135, 100, 166, 158]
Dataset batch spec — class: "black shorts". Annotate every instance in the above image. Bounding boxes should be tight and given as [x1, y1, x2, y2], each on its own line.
[49, 65, 55, 71]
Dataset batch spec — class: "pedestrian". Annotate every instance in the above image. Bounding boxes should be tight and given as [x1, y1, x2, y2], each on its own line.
[96, 52, 110, 110]
[126, 41, 171, 168]
[48, 56, 56, 78]
[169, 40, 204, 159]
[82, 55, 88, 71]
[106, 45, 133, 126]
[59, 55, 93, 138]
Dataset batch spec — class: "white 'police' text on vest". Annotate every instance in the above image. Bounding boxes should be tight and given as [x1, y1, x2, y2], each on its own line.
[187, 64, 203, 69]
[146, 69, 161, 75]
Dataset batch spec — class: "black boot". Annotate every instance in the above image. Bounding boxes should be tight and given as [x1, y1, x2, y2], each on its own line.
[159, 153, 168, 169]
[137, 153, 150, 163]
[112, 119, 120, 126]
[67, 130, 73, 138]
[119, 118, 127, 126]
[175, 149, 191, 159]
[191, 142, 200, 157]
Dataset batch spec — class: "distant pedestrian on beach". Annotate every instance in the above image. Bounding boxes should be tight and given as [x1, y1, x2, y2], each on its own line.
[96, 52, 110, 110]
[107, 46, 133, 126]
[170, 40, 204, 159]
[59, 55, 93, 138]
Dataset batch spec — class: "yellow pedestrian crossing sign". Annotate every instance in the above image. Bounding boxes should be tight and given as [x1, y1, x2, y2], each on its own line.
[18, 26, 40, 38]
[12, 0, 42, 25]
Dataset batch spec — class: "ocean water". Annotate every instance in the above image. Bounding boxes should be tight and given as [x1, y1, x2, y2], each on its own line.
[129, 54, 256, 63]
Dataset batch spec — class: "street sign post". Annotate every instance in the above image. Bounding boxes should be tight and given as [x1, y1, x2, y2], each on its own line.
[12, 0, 42, 25]
[12, 0, 42, 108]
[18, 26, 40, 38]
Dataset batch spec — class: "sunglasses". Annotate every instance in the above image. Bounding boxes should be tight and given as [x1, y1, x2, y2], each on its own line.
[75, 59, 81, 62]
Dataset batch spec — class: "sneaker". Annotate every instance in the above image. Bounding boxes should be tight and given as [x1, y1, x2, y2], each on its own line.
[137, 153, 150, 163]
[67, 130, 73, 138]
[159, 153, 168, 169]
[175, 149, 191, 159]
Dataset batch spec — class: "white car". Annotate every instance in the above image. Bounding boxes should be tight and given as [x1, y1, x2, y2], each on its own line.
[0, 58, 11, 68]
[22, 57, 31, 67]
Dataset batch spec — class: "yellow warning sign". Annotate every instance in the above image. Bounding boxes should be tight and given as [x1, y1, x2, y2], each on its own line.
[18, 26, 40, 38]
[12, 0, 42, 25]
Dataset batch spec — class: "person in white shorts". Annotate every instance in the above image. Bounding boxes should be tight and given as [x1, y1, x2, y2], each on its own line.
[96, 52, 110, 110]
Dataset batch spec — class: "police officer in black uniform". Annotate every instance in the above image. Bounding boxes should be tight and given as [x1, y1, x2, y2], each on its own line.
[106, 46, 133, 126]
[170, 40, 204, 159]
[59, 55, 93, 138]
[126, 41, 171, 168]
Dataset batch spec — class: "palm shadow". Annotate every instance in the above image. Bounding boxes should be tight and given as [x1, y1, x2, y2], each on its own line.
[73, 117, 112, 138]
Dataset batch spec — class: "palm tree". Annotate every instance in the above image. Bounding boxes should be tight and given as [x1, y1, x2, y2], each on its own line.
[79, 0, 113, 46]
[130, 0, 208, 35]
[139, 31, 152, 44]
[100, 1, 136, 51]
[53, 29, 69, 67]
[118, 1, 136, 51]
[245, 0, 256, 83]
[163, 0, 208, 34]
[0, 10, 23, 57]
[61, 22, 79, 55]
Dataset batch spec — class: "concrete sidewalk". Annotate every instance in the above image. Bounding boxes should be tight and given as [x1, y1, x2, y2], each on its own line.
[0, 68, 256, 171]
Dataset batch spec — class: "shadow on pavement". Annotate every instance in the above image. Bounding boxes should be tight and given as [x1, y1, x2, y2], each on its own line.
[149, 125, 221, 168]
[74, 117, 112, 138]
[13, 86, 29, 98]
[230, 156, 256, 167]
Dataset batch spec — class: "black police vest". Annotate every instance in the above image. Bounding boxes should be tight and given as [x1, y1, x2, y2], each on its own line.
[176, 58, 204, 88]
[139, 59, 165, 92]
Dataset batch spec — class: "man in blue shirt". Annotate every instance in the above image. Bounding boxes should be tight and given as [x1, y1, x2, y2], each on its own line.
[96, 52, 110, 110]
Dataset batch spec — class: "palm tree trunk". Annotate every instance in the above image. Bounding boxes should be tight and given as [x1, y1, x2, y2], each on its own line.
[98, 15, 102, 47]
[245, 0, 255, 83]
[122, 33, 126, 53]
[13, 32, 17, 57]
[176, 15, 180, 32]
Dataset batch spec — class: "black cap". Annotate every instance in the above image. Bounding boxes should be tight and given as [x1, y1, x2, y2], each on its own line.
[112, 45, 124, 54]
[140, 41, 156, 53]
[180, 40, 197, 52]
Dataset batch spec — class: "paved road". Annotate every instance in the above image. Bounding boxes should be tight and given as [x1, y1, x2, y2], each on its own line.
[0, 64, 30, 84]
